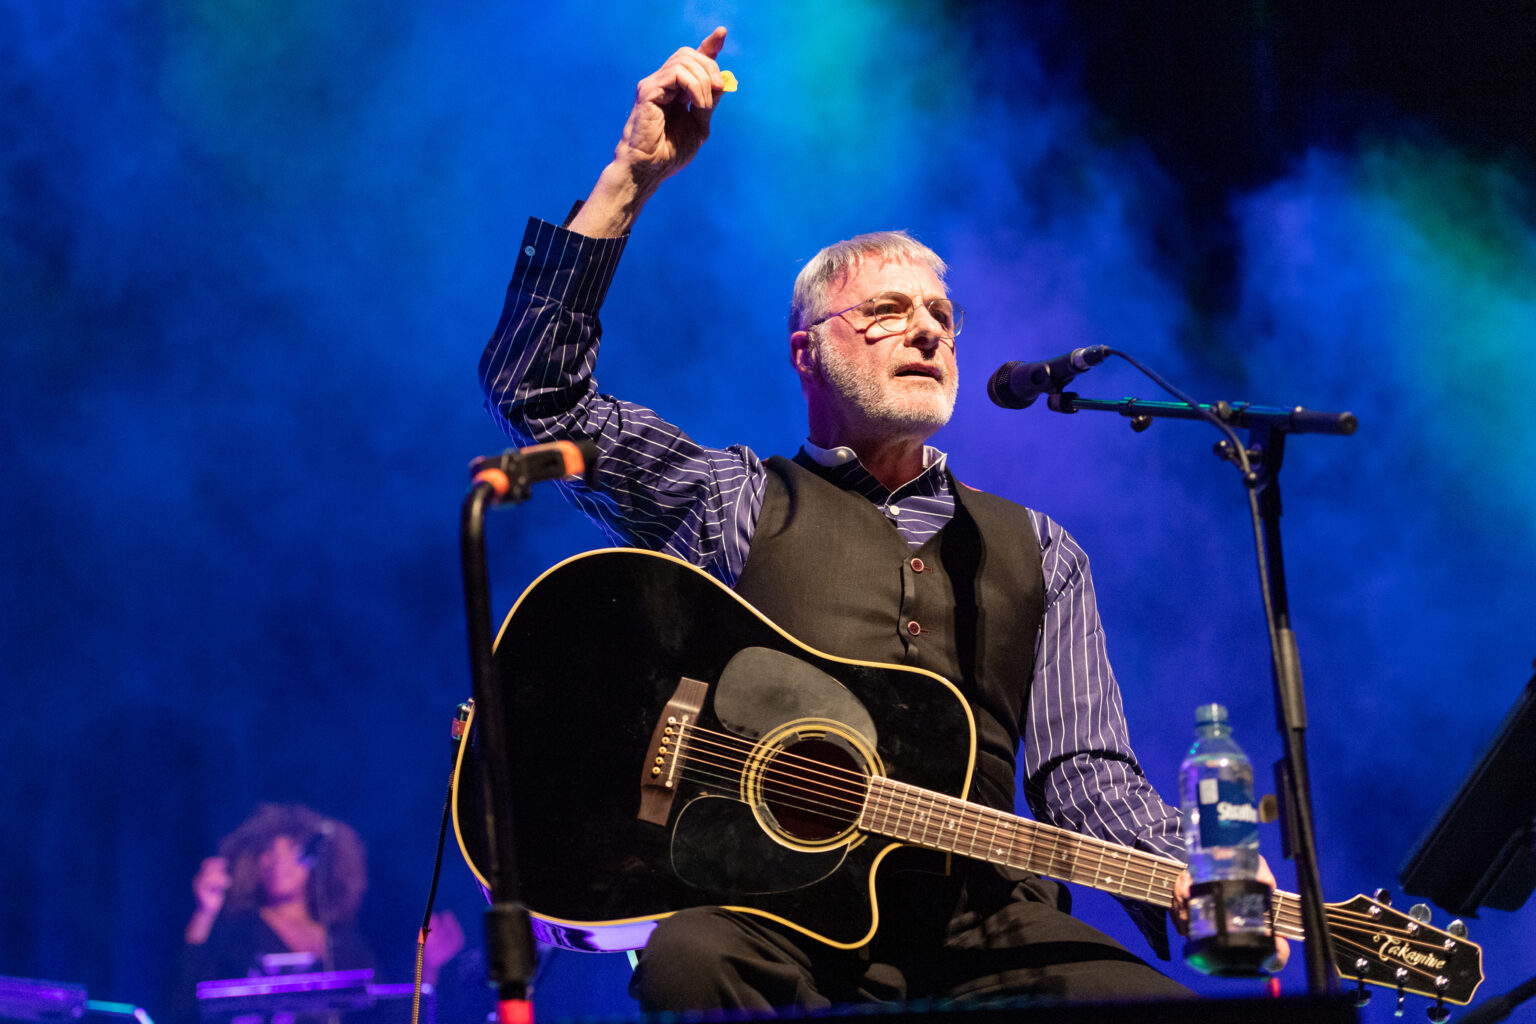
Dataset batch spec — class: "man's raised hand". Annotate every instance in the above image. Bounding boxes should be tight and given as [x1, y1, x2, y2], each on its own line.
[571, 27, 730, 237]
[618, 27, 729, 181]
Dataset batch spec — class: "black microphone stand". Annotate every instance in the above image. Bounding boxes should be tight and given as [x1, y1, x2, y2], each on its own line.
[1046, 389, 1357, 996]
[458, 442, 596, 1024]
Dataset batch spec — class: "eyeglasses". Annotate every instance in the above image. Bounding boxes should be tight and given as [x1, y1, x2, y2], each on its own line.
[809, 291, 964, 339]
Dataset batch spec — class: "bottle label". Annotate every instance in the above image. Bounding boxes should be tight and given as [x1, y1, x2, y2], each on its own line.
[1196, 777, 1259, 848]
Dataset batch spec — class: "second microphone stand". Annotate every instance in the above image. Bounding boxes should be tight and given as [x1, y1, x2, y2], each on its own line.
[1048, 390, 1357, 996]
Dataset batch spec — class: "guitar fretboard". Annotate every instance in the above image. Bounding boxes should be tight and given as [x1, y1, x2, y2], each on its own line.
[859, 775, 1306, 940]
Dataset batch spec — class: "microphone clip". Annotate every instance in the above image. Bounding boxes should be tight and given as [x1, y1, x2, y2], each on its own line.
[988, 346, 1112, 410]
[469, 439, 599, 505]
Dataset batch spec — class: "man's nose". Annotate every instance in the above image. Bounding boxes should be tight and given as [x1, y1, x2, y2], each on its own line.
[909, 301, 953, 348]
[906, 315, 945, 351]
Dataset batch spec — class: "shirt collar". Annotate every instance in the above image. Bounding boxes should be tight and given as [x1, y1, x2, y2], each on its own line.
[800, 440, 949, 491]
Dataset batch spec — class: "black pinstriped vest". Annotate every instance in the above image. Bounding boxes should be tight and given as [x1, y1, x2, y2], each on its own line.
[732, 454, 1046, 812]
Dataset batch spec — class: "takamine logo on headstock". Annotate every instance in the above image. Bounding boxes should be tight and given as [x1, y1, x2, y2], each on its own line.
[1325, 890, 1483, 1020]
[1374, 933, 1449, 972]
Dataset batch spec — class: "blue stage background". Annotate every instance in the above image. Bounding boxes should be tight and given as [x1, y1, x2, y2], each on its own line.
[3, 2, 1533, 1020]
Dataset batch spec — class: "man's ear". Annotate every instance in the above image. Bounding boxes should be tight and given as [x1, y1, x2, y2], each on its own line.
[790, 329, 818, 380]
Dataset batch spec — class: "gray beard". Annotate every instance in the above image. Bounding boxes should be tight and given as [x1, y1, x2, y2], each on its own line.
[815, 339, 957, 437]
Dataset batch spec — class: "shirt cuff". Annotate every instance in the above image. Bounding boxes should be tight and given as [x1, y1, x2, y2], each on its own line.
[511, 216, 629, 314]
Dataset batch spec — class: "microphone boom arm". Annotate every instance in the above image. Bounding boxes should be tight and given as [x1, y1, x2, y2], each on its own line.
[1047, 392, 1358, 438]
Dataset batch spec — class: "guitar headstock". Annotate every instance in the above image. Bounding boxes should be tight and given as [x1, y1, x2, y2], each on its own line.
[1325, 892, 1483, 1016]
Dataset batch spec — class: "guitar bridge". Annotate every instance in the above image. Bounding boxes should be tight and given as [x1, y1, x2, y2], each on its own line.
[638, 676, 708, 825]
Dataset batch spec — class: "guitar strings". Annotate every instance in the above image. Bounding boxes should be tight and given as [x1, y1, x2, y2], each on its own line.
[666, 719, 1473, 993]
[673, 728, 868, 817]
[677, 721, 1450, 921]
[679, 717, 1462, 996]
[683, 725, 1463, 932]
[672, 722, 1182, 899]
[674, 723, 1306, 911]
[675, 730, 866, 811]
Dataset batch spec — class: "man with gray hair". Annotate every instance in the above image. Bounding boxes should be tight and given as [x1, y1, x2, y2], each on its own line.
[480, 26, 1282, 1015]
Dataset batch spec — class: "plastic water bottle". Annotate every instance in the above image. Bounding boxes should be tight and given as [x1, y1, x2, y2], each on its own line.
[1178, 703, 1275, 975]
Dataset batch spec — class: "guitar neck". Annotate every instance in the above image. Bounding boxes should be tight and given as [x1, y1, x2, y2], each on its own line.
[861, 776, 1306, 941]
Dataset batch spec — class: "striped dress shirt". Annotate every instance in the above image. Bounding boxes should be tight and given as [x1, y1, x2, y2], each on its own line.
[480, 217, 1185, 952]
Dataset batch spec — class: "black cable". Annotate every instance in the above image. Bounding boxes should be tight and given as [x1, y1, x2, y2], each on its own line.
[1104, 348, 1257, 483]
[412, 705, 469, 1024]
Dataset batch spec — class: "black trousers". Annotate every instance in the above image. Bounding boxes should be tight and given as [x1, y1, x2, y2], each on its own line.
[630, 867, 1194, 1014]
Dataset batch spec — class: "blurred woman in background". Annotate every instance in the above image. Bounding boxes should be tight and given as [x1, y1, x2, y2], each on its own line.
[183, 802, 375, 981]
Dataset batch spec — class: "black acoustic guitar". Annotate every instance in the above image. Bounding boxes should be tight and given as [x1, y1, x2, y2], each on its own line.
[452, 548, 1483, 1009]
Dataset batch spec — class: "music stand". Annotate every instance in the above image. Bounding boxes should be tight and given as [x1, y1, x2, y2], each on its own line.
[1399, 666, 1536, 1024]
[1399, 667, 1536, 916]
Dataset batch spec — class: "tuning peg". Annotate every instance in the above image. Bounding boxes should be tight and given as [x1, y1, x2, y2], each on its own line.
[1352, 966, 1372, 1007]
[1374, 888, 1393, 906]
[1426, 977, 1451, 1022]
[1394, 968, 1409, 1017]
[1447, 919, 1468, 938]
[1408, 903, 1431, 934]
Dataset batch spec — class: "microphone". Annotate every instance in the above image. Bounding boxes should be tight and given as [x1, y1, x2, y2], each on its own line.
[470, 439, 599, 500]
[298, 821, 334, 869]
[988, 345, 1112, 409]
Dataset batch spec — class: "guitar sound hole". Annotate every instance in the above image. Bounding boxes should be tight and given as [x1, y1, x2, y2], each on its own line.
[762, 738, 863, 842]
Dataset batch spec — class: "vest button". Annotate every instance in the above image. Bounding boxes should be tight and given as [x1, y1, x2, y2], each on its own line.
[909, 557, 926, 573]
[906, 620, 922, 636]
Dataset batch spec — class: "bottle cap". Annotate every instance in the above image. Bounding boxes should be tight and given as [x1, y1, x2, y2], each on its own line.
[1194, 703, 1228, 726]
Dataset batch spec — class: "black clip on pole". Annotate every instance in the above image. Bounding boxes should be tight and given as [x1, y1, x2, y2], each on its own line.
[460, 440, 598, 1024]
[1046, 380, 1357, 996]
